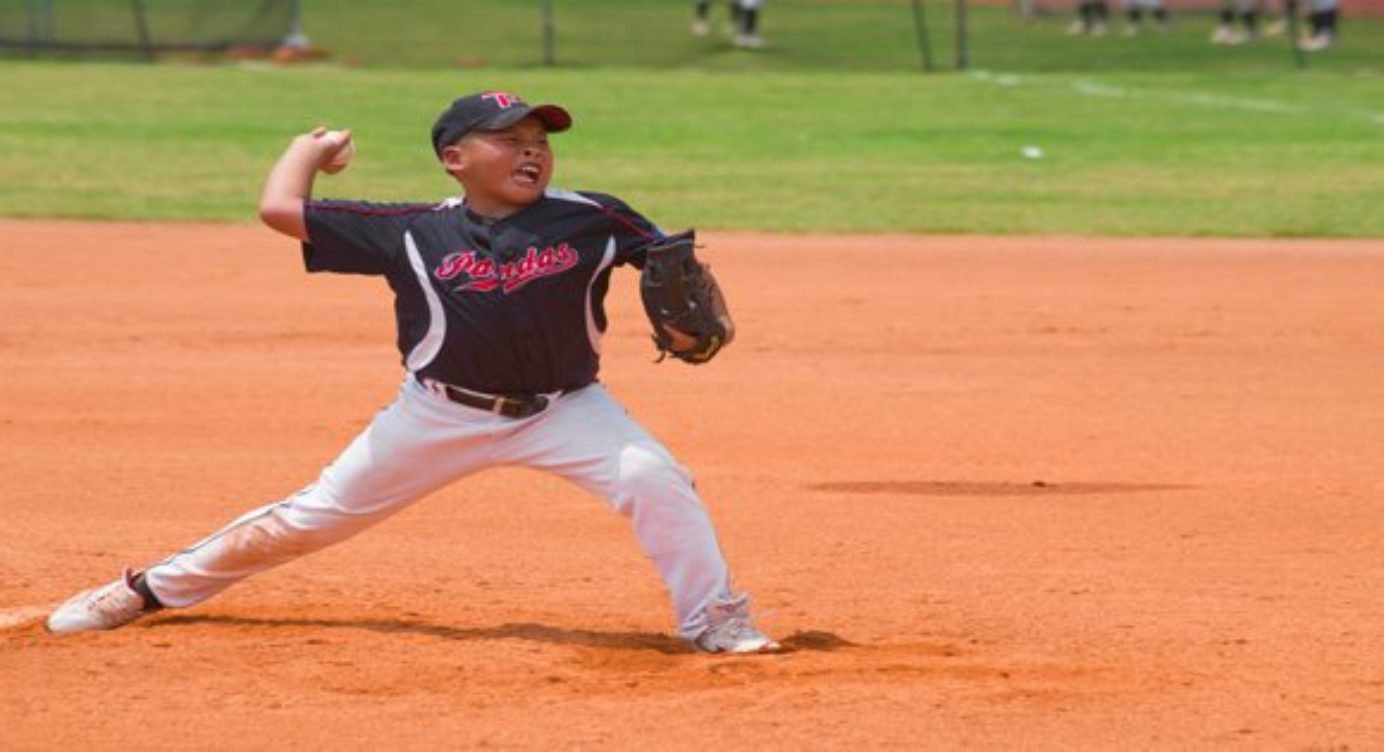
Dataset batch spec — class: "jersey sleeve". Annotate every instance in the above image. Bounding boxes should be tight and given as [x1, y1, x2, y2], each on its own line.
[583, 192, 667, 269]
[302, 199, 429, 275]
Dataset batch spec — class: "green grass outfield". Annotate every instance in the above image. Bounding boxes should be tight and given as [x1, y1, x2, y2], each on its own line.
[1, 3, 1381, 236]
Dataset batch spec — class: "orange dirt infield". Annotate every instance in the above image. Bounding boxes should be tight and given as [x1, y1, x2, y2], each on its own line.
[2, 220, 1383, 749]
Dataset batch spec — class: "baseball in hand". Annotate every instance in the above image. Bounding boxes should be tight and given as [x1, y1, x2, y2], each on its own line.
[320, 130, 355, 174]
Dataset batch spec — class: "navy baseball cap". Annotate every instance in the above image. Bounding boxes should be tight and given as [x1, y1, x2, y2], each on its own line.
[431, 91, 572, 156]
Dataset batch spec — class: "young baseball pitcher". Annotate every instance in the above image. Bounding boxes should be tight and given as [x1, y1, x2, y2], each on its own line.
[46, 90, 779, 655]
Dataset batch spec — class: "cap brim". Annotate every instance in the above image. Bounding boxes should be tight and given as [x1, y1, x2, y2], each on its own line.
[484, 103, 573, 133]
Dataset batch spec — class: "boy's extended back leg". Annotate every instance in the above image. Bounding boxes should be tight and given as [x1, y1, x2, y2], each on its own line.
[48, 379, 499, 633]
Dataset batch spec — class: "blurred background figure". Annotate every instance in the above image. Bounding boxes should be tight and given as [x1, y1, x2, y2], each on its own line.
[693, 0, 736, 36]
[1299, 0, 1341, 49]
[734, 0, 767, 48]
[1261, 0, 1288, 36]
[1122, 0, 1171, 34]
[1069, 0, 1113, 34]
[1211, 0, 1263, 44]
[693, 0, 766, 48]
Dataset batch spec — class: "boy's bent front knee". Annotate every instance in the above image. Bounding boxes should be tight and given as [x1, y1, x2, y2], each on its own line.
[609, 444, 696, 514]
[609, 443, 724, 562]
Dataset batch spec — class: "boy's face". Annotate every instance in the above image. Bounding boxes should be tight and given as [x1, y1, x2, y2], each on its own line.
[441, 116, 554, 218]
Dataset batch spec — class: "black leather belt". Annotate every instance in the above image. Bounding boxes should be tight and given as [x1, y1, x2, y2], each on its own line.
[435, 382, 551, 419]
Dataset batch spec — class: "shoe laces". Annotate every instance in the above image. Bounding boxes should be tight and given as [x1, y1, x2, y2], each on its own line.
[89, 586, 129, 615]
[88, 573, 142, 616]
[704, 595, 758, 637]
[717, 614, 760, 642]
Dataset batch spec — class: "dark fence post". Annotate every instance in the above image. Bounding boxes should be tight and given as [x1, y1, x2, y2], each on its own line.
[912, 0, 936, 72]
[955, 0, 969, 70]
[26, 0, 57, 53]
[131, 0, 155, 60]
[1286, 0, 1306, 70]
[542, 0, 555, 66]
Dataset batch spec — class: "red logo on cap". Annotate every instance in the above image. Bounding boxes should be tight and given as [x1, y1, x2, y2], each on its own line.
[482, 91, 522, 109]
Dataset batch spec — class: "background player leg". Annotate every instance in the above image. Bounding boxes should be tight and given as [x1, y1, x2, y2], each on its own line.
[1069, 0, 1091, 34]
[1124, 0, 1145, 35]
[1212, 1, 1239, 42]
[735, 0, 767, 48]
[1299, 0, 1339, 50]
[1239, 0, 1262, 40]
[692, 0, 711, 36]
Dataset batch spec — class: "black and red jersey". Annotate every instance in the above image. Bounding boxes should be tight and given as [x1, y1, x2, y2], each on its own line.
[303, 188, 664, 394]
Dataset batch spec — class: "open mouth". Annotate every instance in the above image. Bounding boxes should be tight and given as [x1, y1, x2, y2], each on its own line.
[514, 163, 542, 185]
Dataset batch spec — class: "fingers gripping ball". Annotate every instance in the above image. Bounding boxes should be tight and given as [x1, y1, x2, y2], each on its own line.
[319, 129, 355, 175]
[639, 231, 734, 365]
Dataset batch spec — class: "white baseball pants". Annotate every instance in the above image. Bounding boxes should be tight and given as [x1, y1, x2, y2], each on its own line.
[143, 378, 737, 641]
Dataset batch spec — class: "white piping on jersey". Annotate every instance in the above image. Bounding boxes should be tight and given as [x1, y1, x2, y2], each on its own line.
[544, 188, 601, 208]
[403, 231, 447, 373]
[584, 236, 617, 356]
[546, 187, 666, 238]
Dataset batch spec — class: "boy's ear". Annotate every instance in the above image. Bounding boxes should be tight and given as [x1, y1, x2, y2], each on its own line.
[440, 144, 467, 176]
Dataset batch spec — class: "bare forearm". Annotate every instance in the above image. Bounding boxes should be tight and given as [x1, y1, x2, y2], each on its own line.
[259, 128, 350, 241]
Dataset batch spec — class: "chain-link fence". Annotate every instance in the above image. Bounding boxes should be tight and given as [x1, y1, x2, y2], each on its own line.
[2, 0, 1379, 72]
[0, 0, 301, 56]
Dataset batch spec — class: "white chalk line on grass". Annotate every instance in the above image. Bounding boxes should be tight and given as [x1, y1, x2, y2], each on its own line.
[968, 69, 1384, 125]
[0, 605, 51, 630]
[1068, 79, 1300, 113]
